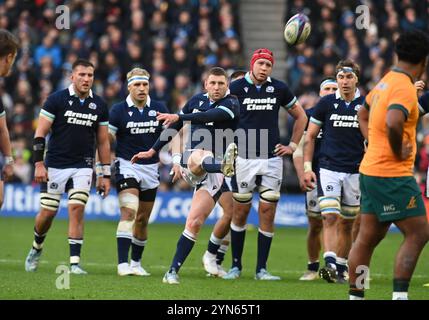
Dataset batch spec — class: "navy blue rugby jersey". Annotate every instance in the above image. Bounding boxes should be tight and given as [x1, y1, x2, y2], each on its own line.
[109, 95, 168, 165]
[41, 85, 109, 169]
[310, 90, 365, 173]
[418, 91, 429, 115]
[305, 107, 322, 171]
[180, 92, 240, 158]
[230, 72, 297, 159]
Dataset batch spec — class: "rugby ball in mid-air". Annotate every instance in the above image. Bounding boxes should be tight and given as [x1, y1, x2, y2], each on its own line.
[284, 13, 311, 45]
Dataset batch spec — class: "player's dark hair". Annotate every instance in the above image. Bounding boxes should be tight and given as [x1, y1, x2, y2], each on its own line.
[0, 29, 19, 57]
[207, 67, 228, 79]
[72, 59, 95, 70]
[395, 29, 429, 65]
[230, 70, 246, 82]
[335, 59, 360, 80]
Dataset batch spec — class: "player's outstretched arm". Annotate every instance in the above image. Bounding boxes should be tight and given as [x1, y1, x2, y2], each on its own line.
[96, 125, 111, 197]
[176, 107, 234, 124]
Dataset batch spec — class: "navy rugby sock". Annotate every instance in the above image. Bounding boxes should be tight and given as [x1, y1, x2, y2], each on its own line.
[256, 229, 273, 273]
[170, 230, 196, 273]
[131, 237, 146, 263]
[117, 237, 131, 264]
[68, 238, 83, 265]
[230, 223, 246, 270]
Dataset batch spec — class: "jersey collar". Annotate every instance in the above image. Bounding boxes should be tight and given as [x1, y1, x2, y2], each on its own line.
[335, 88, 360, 101]
[244, 72, 272, 85]
[204, 90, 230, 104]
[126, 94, 151, 108]
[68, 84, 93, 98]
[391, 66, 414, 83]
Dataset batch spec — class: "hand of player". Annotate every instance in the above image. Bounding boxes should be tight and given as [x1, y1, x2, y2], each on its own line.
[400, 140, 413, 160]
[298, 176, 308, 192]
[274, 144, 294, 156]
[303, 171, 317, 192]
[170, 164, 182, 183]
[96, 177, 111, 198]
[415, 80, 426, 92]
[34, 161, 48, 183]
[2, 163, 13, 181]
[157, 112, 179, 126]
[131, 148, 156, 164]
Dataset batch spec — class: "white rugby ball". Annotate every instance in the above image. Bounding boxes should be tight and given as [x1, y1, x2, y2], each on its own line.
[284, 13, 311, 45]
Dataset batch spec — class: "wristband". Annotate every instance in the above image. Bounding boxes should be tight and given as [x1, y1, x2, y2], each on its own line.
[304, 161, 312, 173]
[288, 142, 298, 152]
[95, 162, 103, 178]
[172, 153, 182, 165]
[102, 164, 111, 178]
[33, 137, 46, 163]
[4, 156, 14, 165]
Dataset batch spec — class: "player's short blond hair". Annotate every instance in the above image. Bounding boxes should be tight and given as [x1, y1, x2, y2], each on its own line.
[126, 68, 150, 82]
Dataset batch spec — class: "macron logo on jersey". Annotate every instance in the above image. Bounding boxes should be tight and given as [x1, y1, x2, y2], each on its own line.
[64, 110, 98, 127]
[243, 97, 276, 111]
[126, 120, 159, 134]
[329, 114, 359, 128]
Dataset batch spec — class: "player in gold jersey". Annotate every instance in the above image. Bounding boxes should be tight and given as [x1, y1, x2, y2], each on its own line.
[348, 30, 429, 300]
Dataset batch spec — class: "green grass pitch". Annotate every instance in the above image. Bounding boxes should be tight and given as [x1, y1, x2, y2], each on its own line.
[0, 217, 428, 300]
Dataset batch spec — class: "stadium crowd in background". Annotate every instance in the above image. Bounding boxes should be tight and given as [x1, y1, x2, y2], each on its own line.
[286, 0, 429, 191]
[2, 0, 429, 193]
[0, 0, 244, 190]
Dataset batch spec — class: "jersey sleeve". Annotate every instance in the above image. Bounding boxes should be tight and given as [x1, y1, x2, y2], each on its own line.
[280, 84, 298, 110]
[40, 95, 57, 121]
[309, 98, 326, 126]
[387, 86, 417, 120]
[418, 91, 429, 116]
[108, 104, 120, 135]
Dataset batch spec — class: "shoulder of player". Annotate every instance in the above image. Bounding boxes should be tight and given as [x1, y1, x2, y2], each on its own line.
[229, 77, 248, 94]
[110, 100, 127, 112]
[149, 99, 168, 112]
[46, 88, 69, 102]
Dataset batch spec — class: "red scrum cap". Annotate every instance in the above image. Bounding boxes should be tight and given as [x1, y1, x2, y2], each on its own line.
[250, 48, 274, 70]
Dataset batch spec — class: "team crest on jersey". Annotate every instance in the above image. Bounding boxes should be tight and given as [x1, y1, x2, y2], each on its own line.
[266, 86, 274, 93]
[244, 87, 249, 93]
[334, 103, 339, 109]
[149, 110, 157, 117]
[68, 100, 73, 106]
[89, 102, 97, 110]
[128, 111, 133, 117]
[354, 104, 362, 111]
[199, 101, 204, 107]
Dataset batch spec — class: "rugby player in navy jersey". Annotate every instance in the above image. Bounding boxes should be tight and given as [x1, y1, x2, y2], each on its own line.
[303, 60, 365, 283]
[202, 70, 246, 277]
[25, 59, 111, 275]
[131, 67, 239, 284]
[223, 48, 307, 281]
[108, 68, 168, 276]
[0, 29, 19, 210]
[293, 77, 338, 281]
